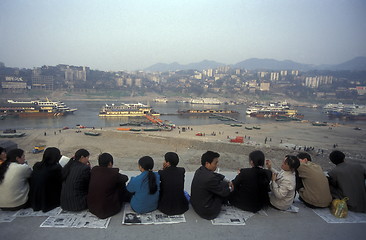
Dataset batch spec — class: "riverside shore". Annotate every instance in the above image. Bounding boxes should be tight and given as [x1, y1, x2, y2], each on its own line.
[7, 120, 366, 172]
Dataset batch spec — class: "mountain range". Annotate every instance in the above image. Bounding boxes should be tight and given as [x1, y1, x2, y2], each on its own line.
[144, 56, 366, 72]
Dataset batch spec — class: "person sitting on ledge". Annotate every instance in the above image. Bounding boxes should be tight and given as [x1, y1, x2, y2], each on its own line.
[127, 156, 160, 214]
[266, 155, 300, 211]
[158, 152, 189, 215]
[60, 149, 91, 212]
[296, 152, 332, 208]
[87, 153, 130, 219]
[328, 150, 366, 213]
[229, 150, 272, 213]
[190, 151, 233, 220]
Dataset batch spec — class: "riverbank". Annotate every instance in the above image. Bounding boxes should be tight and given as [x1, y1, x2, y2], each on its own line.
[6, 121, 366, 172]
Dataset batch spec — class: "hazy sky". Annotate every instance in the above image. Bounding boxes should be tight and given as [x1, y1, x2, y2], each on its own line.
[1, 0, 365, 71]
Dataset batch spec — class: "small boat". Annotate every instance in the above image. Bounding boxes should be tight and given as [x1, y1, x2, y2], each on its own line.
[245, 127, 253, 130]
[253, 126, 261, 130]
[84, 132, 100, 136]
[0, 132, 26, 138]
[129, 128, 142, 132]
[354, 127, 362, 131]
[142, 128, 161, 132]
[230, 124, 242, 127]
[117, 128, 131, 131]
[33, 145, 46, 154]
[312, 121, 327, 126]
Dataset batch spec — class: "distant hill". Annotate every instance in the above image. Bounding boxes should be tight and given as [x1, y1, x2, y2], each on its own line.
[144, 57, 366, 72]
[233, 58, 314, 71]
[330, 56, 366, 71]
[144, 60, 225, 72]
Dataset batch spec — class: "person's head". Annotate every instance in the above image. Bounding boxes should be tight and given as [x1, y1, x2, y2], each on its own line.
[249, 150, 265, 167]
[138, 156, 157, 194]
[139, 156, 154, 171]
[164, 152, 179, 167]
[201, 151, 220, 171]
[297, 152, 312, 163]
[329, 150, 345, 165]
[281, 155, 300, 172]
[74, 149, 90, 165]
[98, 153, 113, 167]
[41, 147, 61, 166]
[0, 147, 6, 161]
[0, 148, 25, 183]
[7, 148, 25, 164]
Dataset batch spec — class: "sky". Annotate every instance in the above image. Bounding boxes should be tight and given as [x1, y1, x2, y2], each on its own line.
[1, 0, 366, 71]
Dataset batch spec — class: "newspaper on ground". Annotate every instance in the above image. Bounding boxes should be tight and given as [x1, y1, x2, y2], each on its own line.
[14, 207, 62, 217]
[122, 204, 186, 225]
[40, 210, 110, 228]
[313, 208, 366, 224]
[211, 205, 255, 225]
[0, 210, 17, 223]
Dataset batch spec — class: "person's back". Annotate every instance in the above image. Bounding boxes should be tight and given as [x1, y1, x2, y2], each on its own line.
[29, 147, 63, 212]
[88, 166, 128, 218]
[297, 153, 332, 208]
[158, 152, 189, 215]
[29, 162, 62, 212]
[229, 150, 271, 213]
[60, 149, 91, 211]
[230, 167, 271, 212]
[127, 156, 160, 214]
[190, 151, 231, 220]
[328, 151, 366, 213]
[159, 166, 188, 215]
[87, 153, 129, 219]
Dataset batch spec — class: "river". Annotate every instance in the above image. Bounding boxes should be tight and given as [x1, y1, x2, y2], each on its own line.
[1, 100, 365, 130]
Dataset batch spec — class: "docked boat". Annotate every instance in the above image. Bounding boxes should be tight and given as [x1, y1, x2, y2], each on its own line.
[84, 132, 100, 136]
[322, 103, 366, 120]
[190, 98, 222, 105]
[0, 132, 25, 138]
[99, 103, 159, 117]
[178, 109, 238, 115]
[0, 99, 76, 117]
[247, 102, 303, 119]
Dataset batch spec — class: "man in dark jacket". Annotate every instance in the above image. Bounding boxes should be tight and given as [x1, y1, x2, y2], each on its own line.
[87, 153, 129, 219]
[190, 151, 232, 220]
[158, 152, 189, 215]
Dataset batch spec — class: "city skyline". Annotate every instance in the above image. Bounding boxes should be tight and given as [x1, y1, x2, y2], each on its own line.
[1, 0, 365, 71]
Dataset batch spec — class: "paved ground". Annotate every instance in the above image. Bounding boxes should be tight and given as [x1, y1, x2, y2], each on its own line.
[1, 171, 365, 240]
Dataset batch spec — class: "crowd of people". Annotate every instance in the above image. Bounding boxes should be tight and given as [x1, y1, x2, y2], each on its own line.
[0, 145, 365, 221]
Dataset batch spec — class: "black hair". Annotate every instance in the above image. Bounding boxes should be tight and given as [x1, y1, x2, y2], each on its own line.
[297, 152, 312, 162]
[62, 149, 90, 180]
[0, 148, 24, 184]
[98, 153, 113, 167]
[0, 147, 6, 154]
[249, 150, 265, 167]
[38, 147, 61, 168]
[285, 155, 300, 171]
[329, 150, 345, 165]
[201, 151, 220, 166]
[164, 152, 179, 167]
[138, 156, 157, 194]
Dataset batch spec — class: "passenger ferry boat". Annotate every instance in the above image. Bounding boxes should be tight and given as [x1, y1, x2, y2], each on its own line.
[177, 109, 238, 115]
[99, 103, 160, 117]
[0, 99, 76, 117]
[246, 102, 303, 119]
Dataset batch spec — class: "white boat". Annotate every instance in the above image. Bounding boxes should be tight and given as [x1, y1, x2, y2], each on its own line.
[190, 98, 222, 105]
[99, 103, 160, 117]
